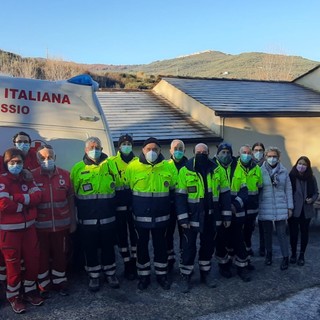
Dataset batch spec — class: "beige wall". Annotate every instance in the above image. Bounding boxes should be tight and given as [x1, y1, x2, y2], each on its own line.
[223, 117, 320, 184]
[295, 67, 320, 92]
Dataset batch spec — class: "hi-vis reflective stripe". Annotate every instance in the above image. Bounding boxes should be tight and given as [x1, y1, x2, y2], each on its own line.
[190, 221, 200, 227]
[38, 270, 49, 280]
[38, 200, 68, 209]
[135, 215, 170, 223]
[132, 191, 169, 197]
[52, 277, 67, 284]
[235, 196, 244, 208]
[76, 193, 115, 200]
[235, 211, 245, 218]
[220, 186, 230, 193]
[79, 217, 115, 225]
[17, 203, 23, 213]
[248, 190, 259, 195]
[175, 188, 187, 194]
[23, 194, 30, 205]
[0, 219, 35, 230]
[116, 206, 127, 211]
[0, 192, 10, 198]
[177, 213, 188, 220]
[222, 210, 232, 216]
[188, 198, 201, 203]
[36, 217, 71, 229]
[247, 209, 258, 214]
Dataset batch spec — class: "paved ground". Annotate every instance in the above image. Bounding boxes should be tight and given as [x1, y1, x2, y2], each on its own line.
[1, 219, 320, 320]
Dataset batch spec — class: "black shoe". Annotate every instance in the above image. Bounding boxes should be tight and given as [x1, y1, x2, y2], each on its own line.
[237, 267, 251, 282]
[290, 254, 297, 264]
[88, 278, 100, 292]
[297, 253, 305, 266]
[137, 276, 150, 290]
[180, 274, 191, 293]
[246, 262, 255, 271]
[59, 288, 69, 296]
[280, 257, 289, 270]
[259, 248, 266, 257]
[105, 275, 120, 289]
[265, 252, 272, 266]
[157, 275, 171, 290]
[200, 271, 217, 288]
[219, 267, 232, 279]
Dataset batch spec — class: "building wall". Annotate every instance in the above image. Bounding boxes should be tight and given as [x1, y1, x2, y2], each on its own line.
[295, 67, 320, 93]
[223, 117, 320, 183]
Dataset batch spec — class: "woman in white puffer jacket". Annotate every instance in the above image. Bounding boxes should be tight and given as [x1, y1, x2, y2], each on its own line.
[258, 146, 293, 271]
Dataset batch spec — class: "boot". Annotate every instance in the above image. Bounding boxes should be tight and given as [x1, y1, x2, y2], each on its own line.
[105, 274, 120, 288]
[88, 277, 100, 292]
[180, 274, 191, 293]
[237, 267, 251, 282]
[219, 264, 232, 279]
[200, 271, 217, 288]
[297, 252, 305, 266]
[124, 260, 136, 280]
[157, 275, 171, 290]
[137, 276, 150, 290]
[280, 257, 289, 270]
[265, 251, 272, 266]
[290, 253, 297, 264]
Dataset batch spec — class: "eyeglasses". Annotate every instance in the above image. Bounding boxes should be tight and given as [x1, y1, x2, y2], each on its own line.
[15, 140, 29, 144]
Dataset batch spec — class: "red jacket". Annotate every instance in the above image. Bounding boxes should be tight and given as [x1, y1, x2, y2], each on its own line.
[24, 149, 39, 171]
[33, 166, 74, 232]
[0, 172, 42, 230]
[0, 156, 4, 174]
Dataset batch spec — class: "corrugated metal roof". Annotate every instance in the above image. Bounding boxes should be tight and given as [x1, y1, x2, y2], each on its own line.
[163, 77, 320, 117]
[97, 91, 220, 144]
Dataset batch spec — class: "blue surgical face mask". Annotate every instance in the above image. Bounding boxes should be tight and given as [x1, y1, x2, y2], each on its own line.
[15, 142, 30, 154]
[145, 150, 158, 163]
[240, 153, 252, 164]
[88, 149, 101, 160]
[173, 150, 184, 161]
[267, 157, 278, 166]
[120, 145, 132, 155]
[217, 153, 232, 165]
[41, 159, 55, 171]
[253, 151, 264, 161]
[7, 163, 23, 175]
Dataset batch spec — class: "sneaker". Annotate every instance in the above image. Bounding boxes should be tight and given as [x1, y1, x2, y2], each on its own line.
[137, 276, 150, 290]
[106, 275, 120, 289]
[157, 275, 171, 290]
[290, 254, 297, 264]
[200, 272, 217, 288]
[180, 274, 191, 293]
[9, 296, 26, 314]
[23, 291, 44, 306]
[280, 257, 289, 270]
[237, 267, 251, 282]
[88, 278, 100, 292]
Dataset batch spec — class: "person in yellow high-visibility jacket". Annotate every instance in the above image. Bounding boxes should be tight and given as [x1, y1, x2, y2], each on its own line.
[125, 137, 176, 291]
[109, 134, 138, 281]
[176, 143, 231, 293]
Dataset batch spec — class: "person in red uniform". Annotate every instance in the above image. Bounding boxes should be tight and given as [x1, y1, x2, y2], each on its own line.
[12, 131, 39, 171]
[0, 148, 43, 314]
[32, 145, 76, 298]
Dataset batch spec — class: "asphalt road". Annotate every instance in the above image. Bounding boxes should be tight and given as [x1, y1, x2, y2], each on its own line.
[1, 219, 320, 320]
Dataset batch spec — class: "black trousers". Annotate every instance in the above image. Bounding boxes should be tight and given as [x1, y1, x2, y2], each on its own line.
[116, 208, 137, 262]
[135, 227, 167, 277]
[80, 224, 117, 278]
[288, 211, 311, 255]
[243, 213, 258, 250]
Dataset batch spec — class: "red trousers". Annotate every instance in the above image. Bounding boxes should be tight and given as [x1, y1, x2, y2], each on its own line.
[0, 225, 39, 299]
[0, 250, 6, 282]
[37, 229, 69, 291]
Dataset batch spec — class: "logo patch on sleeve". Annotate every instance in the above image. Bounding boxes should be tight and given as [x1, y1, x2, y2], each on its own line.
[187, 186, 197, 193]
[82, 183, 93, 192]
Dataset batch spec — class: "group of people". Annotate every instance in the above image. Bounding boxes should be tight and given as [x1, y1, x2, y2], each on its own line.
[0, 132, 318, 314]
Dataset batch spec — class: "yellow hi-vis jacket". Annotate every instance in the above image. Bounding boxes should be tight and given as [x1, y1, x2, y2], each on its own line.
[125, 154, 177, 229]
[70, 153, 120, 229]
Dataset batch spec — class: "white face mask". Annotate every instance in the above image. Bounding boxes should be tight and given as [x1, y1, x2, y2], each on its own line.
[253, 151, 264, 161]
[41, 159, 55, 171]
[145, 150, 158, 163]
[267, 157, 278, 166]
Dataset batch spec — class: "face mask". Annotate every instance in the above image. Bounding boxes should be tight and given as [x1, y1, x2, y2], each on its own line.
[195, 153, 208, 164]
[88, 149, 101, 160]
[41, 159, 55, 171]
[240, 154, 252, 164]
[120, 145, 132, 155]
[173, 150, 184, 161]
[267, 157, 278, 166]
[7, 163, 23, 175]
[296, 164, 307, 173]
[15, 142, 30, 153]
[145, 150, 158, 163]
[217, 154, 232, 165]
[253, 151, 264, 161]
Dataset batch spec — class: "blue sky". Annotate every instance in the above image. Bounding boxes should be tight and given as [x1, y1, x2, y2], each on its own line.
[1, 1, 319, 65]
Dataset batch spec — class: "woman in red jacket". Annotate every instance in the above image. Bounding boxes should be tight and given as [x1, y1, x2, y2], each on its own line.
[0, 148, 43, 314]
